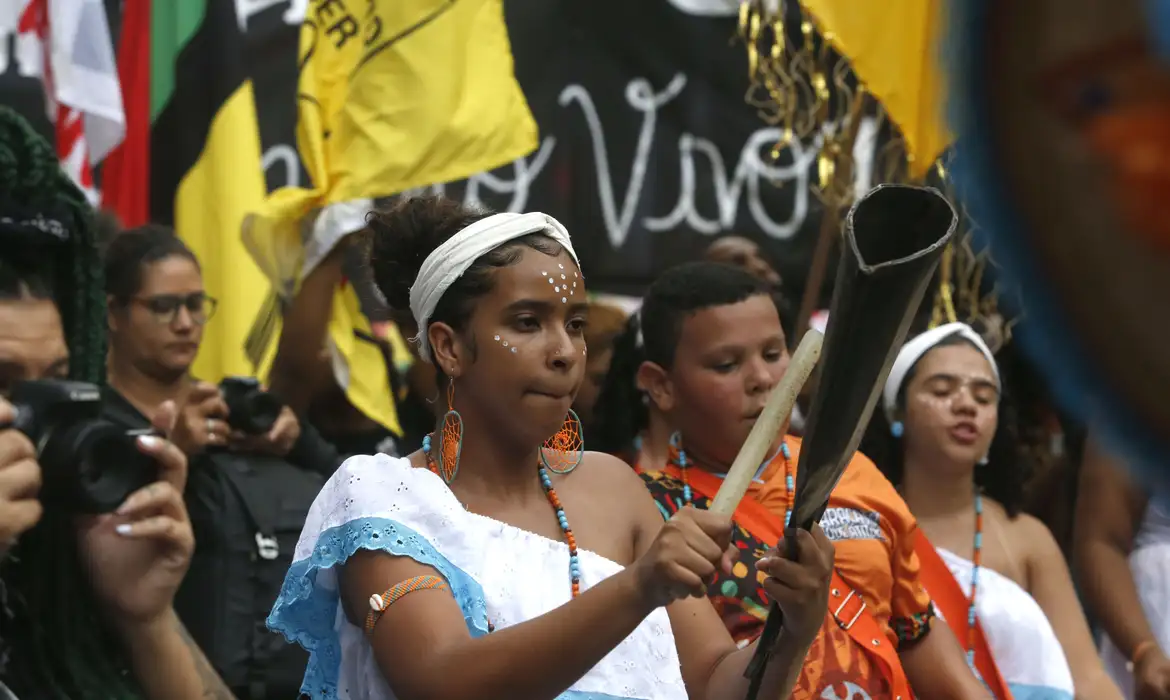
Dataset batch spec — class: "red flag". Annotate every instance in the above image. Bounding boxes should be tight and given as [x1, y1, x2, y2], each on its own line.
[100, 0, 150, 225]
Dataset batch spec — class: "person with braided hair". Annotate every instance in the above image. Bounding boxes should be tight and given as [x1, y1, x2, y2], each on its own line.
[0, 106, 238, 700]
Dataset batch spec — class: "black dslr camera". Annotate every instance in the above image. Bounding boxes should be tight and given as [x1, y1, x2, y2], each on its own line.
[219, 377, 283, 435]
[8, 380, 157, 513]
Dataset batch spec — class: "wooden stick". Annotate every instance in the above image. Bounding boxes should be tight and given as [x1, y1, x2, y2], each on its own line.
[709, 329, 824, 516]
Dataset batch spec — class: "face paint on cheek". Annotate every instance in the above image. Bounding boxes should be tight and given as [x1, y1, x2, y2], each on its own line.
[492, 334, 519, 354]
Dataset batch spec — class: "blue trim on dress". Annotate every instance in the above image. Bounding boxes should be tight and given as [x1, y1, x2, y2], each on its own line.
[267, 516, 491, 698]
[267, 516, 652, 700]
[946, 0, 1168, 490]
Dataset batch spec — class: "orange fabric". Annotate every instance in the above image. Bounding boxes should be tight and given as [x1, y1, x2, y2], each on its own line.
[680, 464, 911, 700]
[752, 436, 934, 646]
[915, 533, 1015, 700]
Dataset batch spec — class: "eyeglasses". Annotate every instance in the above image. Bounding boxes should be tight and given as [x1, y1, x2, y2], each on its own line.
[132, 293, 218, 325]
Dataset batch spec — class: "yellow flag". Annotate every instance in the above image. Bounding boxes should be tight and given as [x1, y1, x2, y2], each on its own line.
[243, 0, 537, 434]
[800, 0, 951, 176]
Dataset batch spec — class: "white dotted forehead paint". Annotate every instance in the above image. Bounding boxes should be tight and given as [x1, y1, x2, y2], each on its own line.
[560, 273, 566, 280]
[494, 335, 500, 341]
[555, 285, 560, 292]
[561, 297, 567, 303]
[574, 272, 578, 278]
[511, 347, 517, 353]
[502, 340, 509, 347]
[558, 263, 564, 269]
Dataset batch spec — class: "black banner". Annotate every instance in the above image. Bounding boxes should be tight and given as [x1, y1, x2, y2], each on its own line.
[1, 0, 872, 298]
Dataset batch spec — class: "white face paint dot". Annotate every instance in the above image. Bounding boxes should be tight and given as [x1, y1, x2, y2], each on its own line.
[558, 264, 564, 269]
[493, 335, 500, 341]
[570, 290, 574, 295]
[555, 286, 560, 292]
[510, 347, 517, 353]
[548, 278, 554, 284]
[572, 282, 576, 288]
[541, 271, 547, 275]
[502, 340, 509, 347]
[574, 272, 578, 278]
[560, 274, 566, 280]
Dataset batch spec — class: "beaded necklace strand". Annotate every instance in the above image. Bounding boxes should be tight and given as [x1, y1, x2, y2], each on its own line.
[670, 434, 794, 527]
[423, 434, 582, 632]
[966, 491, 984, 668]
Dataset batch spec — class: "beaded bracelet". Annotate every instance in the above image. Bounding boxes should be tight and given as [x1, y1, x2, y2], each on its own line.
[364, 575, 449, 636]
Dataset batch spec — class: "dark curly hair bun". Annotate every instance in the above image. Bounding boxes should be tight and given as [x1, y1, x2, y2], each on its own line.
[366, 195, 488, 313]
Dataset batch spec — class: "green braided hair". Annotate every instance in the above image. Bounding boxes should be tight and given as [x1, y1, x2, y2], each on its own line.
[0, 106, 142, 700]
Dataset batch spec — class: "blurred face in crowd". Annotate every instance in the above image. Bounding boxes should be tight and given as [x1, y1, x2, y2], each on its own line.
[0, 296, 68, 396]
[108, 255, 210, 382]
[900, 341, 1000, 473]
[705, 237, 782, 288]
[573, 342, 613, 425]
[643, 293, 789, 467]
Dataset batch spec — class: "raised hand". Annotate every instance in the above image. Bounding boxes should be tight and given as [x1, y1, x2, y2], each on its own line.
[633, 506, 738, 608]
[0, 398, 41, 555]
[77, 401, 195, 628]
[169, 381, 230, 457]
[757, 524, 835, 646]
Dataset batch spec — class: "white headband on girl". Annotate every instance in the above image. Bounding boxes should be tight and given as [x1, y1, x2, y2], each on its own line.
[408, 211, 579, 362]
[881, 322, 1000, 423]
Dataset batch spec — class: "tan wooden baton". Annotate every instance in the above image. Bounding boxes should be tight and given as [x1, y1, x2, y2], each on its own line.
[707, 329, 824, 517]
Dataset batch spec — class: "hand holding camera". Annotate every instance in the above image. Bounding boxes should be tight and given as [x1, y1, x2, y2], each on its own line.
[170, 381, 231, 457]
[220, 377, 298, 457]
[0, 398, 42, 554]
[76, 399, 195, 628]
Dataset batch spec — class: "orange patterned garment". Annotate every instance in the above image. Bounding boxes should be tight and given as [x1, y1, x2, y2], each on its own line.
[639, 436, 930, 700]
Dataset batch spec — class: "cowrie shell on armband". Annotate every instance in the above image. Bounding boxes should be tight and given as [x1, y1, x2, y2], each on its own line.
[369, 594, 386, 612]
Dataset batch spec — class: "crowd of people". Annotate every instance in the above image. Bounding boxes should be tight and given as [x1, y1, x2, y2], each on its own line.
[0, 94, 1168, 700]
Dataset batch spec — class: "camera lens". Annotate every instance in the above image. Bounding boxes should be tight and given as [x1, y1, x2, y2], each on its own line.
[41, 421, 157, 513]
[235, 391, 282, 435]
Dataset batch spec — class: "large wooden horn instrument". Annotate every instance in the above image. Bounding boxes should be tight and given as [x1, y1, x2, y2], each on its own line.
[713, 184, 958, 700]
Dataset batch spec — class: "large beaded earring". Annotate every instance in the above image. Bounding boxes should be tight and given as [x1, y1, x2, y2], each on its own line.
[541, 409, 584, 474]
[423, 382, 463, 484]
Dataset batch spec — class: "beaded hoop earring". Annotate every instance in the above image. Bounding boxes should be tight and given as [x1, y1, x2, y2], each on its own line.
[541, 409, 584, 474]
[423, 382, 464, 484]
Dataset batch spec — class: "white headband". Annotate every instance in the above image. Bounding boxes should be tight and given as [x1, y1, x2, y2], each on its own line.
[408, 211, 579, 362]
[882, 322, 1000, 423]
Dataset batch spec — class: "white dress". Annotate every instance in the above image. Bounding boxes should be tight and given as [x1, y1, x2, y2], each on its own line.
[936, 548, 1075, 700]
[267, 454, 688, 700]
[1101, 496, 1170, 698]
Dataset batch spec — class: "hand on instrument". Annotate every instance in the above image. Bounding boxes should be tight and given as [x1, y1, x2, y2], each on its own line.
[757, 524, 835, 646]
[632, 506, 737, 609]
[229, 405, 300, 457]
[1135, 648, 1170, 700]
[0, 398, 42, 555]
[169, 382, 230, 457]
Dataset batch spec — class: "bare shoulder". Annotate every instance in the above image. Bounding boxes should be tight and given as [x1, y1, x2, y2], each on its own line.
[1005, 508, 1065, 562]
[574, 450, 648, 493]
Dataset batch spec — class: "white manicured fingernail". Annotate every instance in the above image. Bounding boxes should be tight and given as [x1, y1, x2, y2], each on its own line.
[138, 435, 162, 449]
[115, 524, 133, 536]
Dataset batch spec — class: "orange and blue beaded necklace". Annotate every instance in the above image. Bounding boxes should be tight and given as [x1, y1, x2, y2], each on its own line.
[422, 433, 583, 609]
[669, 432, 794, 526]
[966, 491, 984, 668]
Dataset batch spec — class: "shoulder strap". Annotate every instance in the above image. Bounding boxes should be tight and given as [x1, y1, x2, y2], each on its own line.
[913, 532, 1014, 700]
[678, 466, 910, 698]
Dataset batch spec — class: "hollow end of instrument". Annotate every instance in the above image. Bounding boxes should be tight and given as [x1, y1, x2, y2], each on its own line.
[847, 185, 959, 271]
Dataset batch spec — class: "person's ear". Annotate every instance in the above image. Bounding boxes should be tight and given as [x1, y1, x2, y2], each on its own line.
[637, 360, 675, 413]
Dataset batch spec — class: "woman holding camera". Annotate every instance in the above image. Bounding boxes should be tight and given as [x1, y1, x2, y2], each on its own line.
[0, 107, 236, 699]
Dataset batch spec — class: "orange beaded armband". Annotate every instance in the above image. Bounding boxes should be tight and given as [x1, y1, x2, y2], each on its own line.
[364, 575, 450, 636]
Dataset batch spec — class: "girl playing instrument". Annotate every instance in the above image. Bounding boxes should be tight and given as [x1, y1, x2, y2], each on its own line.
[873, 323, 1119, 700]
[267, 196, 835, 699]
[634, 262, 990, 700]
